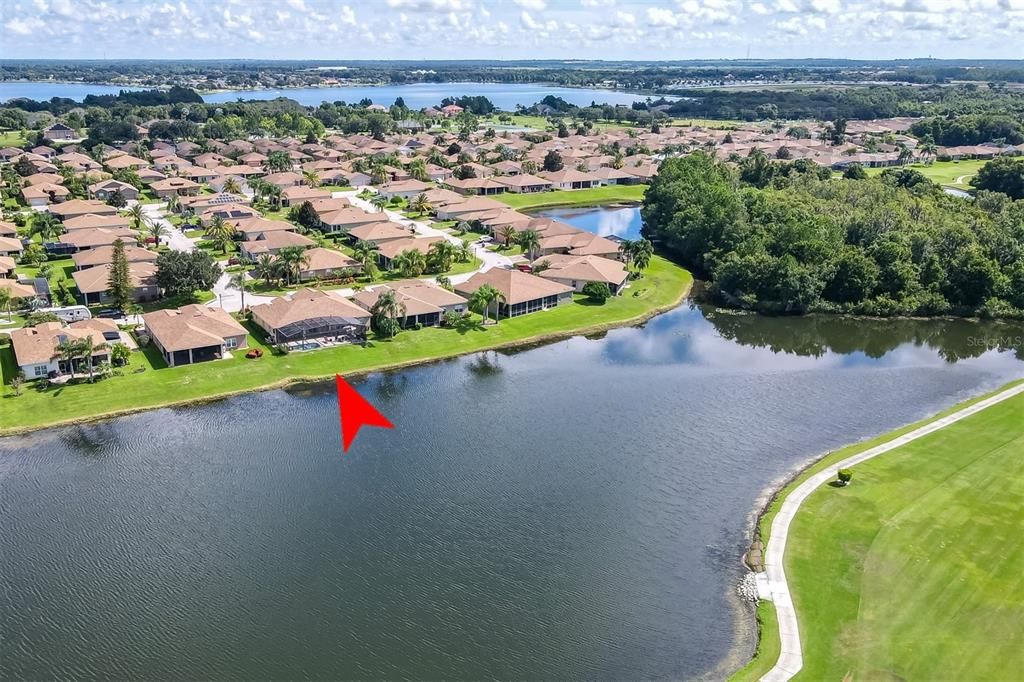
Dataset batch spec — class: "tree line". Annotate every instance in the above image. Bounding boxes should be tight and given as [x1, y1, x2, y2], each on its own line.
[642, 153, 1024, 319]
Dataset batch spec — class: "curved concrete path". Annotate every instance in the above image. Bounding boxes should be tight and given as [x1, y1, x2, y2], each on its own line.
[759, 381, 1024, 682]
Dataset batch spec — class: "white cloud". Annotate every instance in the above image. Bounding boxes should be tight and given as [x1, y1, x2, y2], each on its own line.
[339, 5, 357, 25]
[647, 6, 679, 25]
[582, 0, 616, 5]
[285, 0, 307, 10]
[513, 0, 547, 9]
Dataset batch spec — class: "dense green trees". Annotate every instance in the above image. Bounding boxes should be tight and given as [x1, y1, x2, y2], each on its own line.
[909, 115, 1024, 146]
[970, 156, 1024, 200]
[642, 153, 1023, 318]
[155, 250, 221, 299]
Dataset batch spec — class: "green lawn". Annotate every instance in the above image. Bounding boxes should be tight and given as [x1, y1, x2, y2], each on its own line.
[730, 602, 780, 682]
[0, 130, 29, 147]
[863, 159, 986, 188]
[496, 184, 647, 210]
[0, 256, 691, 432]
[734, 383, 1024, 680]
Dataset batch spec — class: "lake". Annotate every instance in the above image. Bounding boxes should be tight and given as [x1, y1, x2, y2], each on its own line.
[2, 301, 1022, 681]
[0, 82, 140, 102]
[541, 205, 644, 240]
[0, 81, 660, 109]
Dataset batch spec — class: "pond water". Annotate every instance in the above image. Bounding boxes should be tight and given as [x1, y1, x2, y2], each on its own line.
[0, 81, 659, 110]
[540, 205, 644, 240]
[2, 300, 1021, 680]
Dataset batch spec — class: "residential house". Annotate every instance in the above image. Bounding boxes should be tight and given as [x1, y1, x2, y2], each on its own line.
[63, 213, 131, 231]
[232, 217, 296, 241]
[0, 236, 24, 258]
[0, 255, 15, 278]
[540, 168, 601, 190]
[22, 183, 70, 207]
[250, 288, 370, 344]
[59, 228, 138, 251]
[297, 247, 361, 281]
[51, 200, 118, 220]
[346, 220, 412, 245]
[377, 179, 432, 200]
[352, 281, 468, 328]
[280, 185, 331, 207]
[88, 179, 140, 202]
[42, 122, 77, 141]
[455, 268, 573, 318]
[238, 230, 316, 259]
[72, 261, 160, 304]
[494, 174, 553, 194]
[533, 254, 629, 294]
[143, 305, 248, 367]
[10, 319, 118, 380]
[72, 244, 157, 270]
[150, 177, 201, 199]
[376, 236, 445, 270]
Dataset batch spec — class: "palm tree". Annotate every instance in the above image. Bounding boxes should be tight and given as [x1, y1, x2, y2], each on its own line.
[631, 238, 654, 272]
[455, 241, 473, 264]
[391, 248, 427, 278]
[618, 238, 636, 268]
[352, 239, 380, 267]
[229, 271, 251, 311]
[276, 246, 310, 285]
[53, 337, 80, 377]
[410, 192, 432, 216]
[254, 253, 279, 286]
[205, 215, 235, 255]
[370, 194, 388, 212]
[223, 177, 242, 195]
[427, 240, 457, 273]
[148, 220, 166, 247]
[517, 228, 541, 261]
[469, 284, 505, 325]
[266, 184, 283, 209]
[370, 289, 406, 339]
[127, 204, 146, 231]
[31, 213, 62, 241]
[79, 337, 106, 383]
[370, 166, 388, 186]
[499, 225, 517, 247]
[302, 170, 321, 188]
[0, 288, 12, 323]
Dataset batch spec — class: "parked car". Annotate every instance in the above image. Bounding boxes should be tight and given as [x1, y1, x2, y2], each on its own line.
[96, 309, 121, 319]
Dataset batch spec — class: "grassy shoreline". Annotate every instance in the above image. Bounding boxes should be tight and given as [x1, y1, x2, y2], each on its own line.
[0, 256, 692, 436]
[729, 377, 1024, 681]
[495, 184, 647, 210]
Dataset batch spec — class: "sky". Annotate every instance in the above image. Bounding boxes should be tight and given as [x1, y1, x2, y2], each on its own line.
[2, 0, 1023, 61]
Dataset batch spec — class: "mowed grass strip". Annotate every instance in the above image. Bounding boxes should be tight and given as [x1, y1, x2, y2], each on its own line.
[863, 159, 987, 188]
[495, 184, 647, 210]
[782, 391, 1024, 680]
[0, 256, 691, 432]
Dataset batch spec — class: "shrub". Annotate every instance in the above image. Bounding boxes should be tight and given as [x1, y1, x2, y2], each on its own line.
[582, 281, 612, 303]
[837, 468, 853, 486]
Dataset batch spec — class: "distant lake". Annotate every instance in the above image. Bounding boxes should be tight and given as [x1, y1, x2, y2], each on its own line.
[203, 82, 663, 109]
[2, 300, 1022, 680]
[541, 205, 644, 240]
[1, 80, 666, 110]
[0, 82, 140, 102]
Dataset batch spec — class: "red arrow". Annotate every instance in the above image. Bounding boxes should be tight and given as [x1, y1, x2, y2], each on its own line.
[335, 374, 394, 452]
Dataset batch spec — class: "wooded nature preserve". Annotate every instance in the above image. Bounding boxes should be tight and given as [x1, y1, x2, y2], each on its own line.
[642, 153, 1024, 318]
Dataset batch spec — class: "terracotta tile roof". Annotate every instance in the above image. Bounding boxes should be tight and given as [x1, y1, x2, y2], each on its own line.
[143, 304, 247, 352]
[72, 261, 158, 294]
[10, 320, 117, 366]
[454, 268, 572, 305]
[251, 288, 369, 331]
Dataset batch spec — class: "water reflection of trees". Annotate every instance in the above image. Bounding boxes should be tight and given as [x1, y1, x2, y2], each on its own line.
[702, 307, 1024, 363]
[467, 351, 504, 378]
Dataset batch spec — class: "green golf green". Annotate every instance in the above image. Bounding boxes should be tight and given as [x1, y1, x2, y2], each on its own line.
[763, 388, 1024, 680]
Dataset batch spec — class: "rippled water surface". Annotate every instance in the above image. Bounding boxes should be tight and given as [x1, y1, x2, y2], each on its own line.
[2, 305, 1022, 680]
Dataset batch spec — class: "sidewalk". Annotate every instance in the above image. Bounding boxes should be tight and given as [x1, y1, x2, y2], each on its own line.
[758, 381, 1024, 682]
